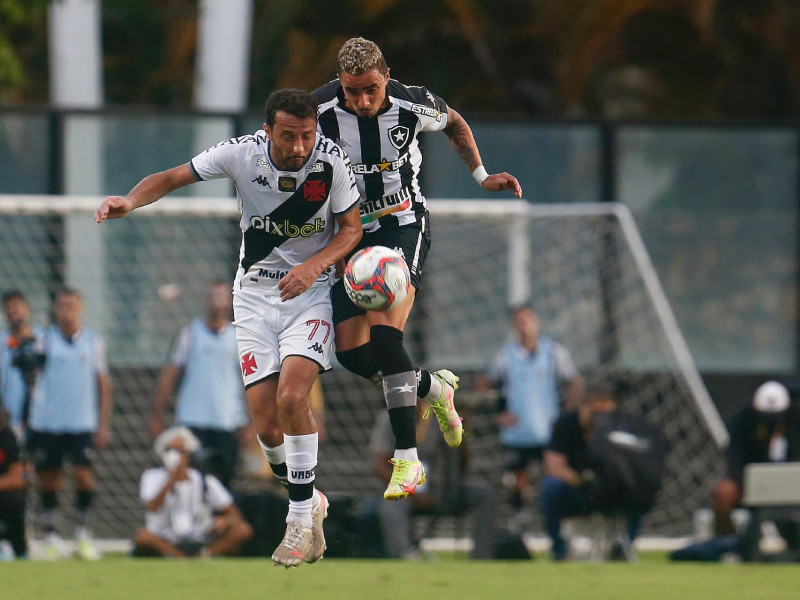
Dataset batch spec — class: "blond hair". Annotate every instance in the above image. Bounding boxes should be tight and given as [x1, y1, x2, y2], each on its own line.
[337, 37, 388, 76]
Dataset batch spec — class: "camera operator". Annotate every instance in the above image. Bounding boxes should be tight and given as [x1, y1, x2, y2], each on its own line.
[1, 290, 45, 433]
[133, 427, 253, 558]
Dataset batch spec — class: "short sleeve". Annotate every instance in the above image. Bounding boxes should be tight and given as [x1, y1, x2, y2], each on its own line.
[330, 155, 361, 216]
[204, 474, 233, 511]
[553, 342, 578, 381]
[190, 139, 240, 181]
[168, 326, 191, 367]
[94, 334, 109, 374]
[415, 86, 449, 133]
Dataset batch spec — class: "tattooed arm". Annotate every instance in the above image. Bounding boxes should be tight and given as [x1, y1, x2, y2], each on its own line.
[443, 107, 522, 198]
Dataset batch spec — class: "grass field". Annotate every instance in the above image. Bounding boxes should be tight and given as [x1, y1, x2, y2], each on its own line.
[1, 554, 798, 600]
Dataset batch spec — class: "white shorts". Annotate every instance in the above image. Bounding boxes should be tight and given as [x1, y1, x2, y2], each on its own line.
[233, 285, 333, 388]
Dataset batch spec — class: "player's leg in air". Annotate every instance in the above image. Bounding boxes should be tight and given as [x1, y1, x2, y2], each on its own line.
[238, 292, 330, 568]
[332, 238, 462, 501]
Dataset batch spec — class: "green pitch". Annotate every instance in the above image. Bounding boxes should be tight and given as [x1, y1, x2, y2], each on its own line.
[1, 555, 797, 600]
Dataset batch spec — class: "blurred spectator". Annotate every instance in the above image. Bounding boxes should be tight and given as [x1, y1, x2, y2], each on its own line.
[369, 405, 495, 560]
[149, 281, 248, 488]
[133, 427, 253, 558]
[0, 407, 26, 560]
[1, 290, 44, 432]
[713, 381, 794, 535]
[541, 379, 665, 560]
[27, 288, 112, 560]
[476, 304, 581, 518]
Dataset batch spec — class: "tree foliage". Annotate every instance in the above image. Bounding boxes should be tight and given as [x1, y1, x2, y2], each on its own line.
[4, 0, 800, 118]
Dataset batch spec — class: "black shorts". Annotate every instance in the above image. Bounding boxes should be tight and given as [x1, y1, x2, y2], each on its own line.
[332, 224, 431, 325]
[504, 445, 546, 473]
[28, 431, 94, 470]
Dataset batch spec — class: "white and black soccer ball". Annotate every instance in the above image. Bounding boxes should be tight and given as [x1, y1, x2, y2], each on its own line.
[343, 246, 411, 311]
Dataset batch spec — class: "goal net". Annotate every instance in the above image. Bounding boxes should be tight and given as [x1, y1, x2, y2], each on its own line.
[0, 196, 726, 540]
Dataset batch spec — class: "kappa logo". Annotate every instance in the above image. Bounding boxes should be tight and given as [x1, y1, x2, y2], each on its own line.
[251, 175, 271, 188]
[308, 342, 324, 354]
[387, 125, 410, 150]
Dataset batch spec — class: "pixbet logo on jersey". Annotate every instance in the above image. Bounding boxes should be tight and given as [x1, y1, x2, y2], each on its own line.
[249, 216, 326, 237]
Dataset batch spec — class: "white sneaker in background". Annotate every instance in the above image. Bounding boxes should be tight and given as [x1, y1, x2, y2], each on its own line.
[41, 533, 71, 560]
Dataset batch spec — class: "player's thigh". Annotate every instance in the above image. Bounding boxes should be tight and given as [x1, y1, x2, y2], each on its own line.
[366, 285, 416, 330]
[233, 291, 282, 388]
[28, 431, 65, 473]
[278, 288, 334, 374]
[66, 432, 94, 467]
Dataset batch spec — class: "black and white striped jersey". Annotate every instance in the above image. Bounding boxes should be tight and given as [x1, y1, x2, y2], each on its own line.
[312, 79, 449, 232]
[190, 129, 360, 293]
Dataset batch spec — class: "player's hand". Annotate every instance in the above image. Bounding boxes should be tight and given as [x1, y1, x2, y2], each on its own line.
[278, 263, 320, 301]
[95, 196, 133, 222]
[496, 411, 519, 428]
[335, 258, 347, 278]
[481, 172, 523, 198]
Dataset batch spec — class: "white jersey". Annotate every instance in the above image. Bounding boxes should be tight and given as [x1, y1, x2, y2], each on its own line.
[190, 130, 360, 293]
[313, 79, 449, 232]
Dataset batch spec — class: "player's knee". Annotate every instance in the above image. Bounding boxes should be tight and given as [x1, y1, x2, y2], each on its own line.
[369, 325, 412, 375]
[336, 344, 381, 380]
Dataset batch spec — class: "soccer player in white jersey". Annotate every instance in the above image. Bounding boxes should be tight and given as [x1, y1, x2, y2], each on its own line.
[27, 288, 112, 560]
[95, 89, 362, 568]
[312, 38, 523, 500]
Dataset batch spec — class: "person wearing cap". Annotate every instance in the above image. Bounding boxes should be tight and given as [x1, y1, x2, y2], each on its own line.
[712, 381, 793, 535]
[133, 427, 253, 558]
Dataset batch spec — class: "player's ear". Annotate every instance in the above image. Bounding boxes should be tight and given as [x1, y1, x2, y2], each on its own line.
[263, 123, 272, 140]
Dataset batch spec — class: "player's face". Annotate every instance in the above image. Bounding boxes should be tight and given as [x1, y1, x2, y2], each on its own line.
[3, 297, 30, 330]
[512, 308, 539, 340]
[340, 68, 390, 118]
[264, 111, 317, 171]
[53, 293, 82, 334]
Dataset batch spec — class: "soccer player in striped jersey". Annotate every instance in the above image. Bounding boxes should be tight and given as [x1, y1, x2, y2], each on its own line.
[96, 89, 362, 568]
[312, 38, 522, 501]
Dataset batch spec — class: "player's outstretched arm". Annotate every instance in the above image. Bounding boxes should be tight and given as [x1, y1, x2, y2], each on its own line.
[95, 164, 197, 223]
[278, 206, 362, 302]
[443, 107, 523, 198]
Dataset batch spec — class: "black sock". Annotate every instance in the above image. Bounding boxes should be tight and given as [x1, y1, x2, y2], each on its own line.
[388, 406, 417, 449]
[416, 369, 432, 397]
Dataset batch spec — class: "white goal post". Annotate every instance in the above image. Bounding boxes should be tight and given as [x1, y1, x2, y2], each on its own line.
[0, 195, 727, 538]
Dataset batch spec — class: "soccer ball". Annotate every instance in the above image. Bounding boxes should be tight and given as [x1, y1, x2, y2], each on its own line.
[343, 246, 411, 311]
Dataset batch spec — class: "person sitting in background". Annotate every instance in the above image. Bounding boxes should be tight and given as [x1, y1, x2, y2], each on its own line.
[713, 381, 794, 535]
[541, 379, 662, 560]
[133, 427, 253, 558]
[370, 404, 496, 560]
[0, 407, 26, 560]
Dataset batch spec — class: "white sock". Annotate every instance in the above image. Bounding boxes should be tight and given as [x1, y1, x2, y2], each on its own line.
[285, 432, 318, 528]
[394, 447, 419, 461]
[257, 437, 286, 465]
[425, 373, 444, 401]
